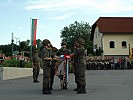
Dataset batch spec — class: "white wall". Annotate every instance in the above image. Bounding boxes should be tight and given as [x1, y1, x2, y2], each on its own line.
[0, 67, 43, 80]
[103, 33, 133, 55]
[93, 26, 103, 49]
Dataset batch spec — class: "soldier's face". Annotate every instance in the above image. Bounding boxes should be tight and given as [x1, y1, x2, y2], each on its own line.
[47, 43, 51, 47]
[62, 45, 66, 48]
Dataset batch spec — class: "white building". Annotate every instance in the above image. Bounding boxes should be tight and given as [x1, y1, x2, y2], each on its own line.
[91, 17, 133, 56]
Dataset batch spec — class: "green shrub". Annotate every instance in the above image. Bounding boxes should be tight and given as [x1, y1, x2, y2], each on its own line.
[2, 58, 20, 67]
[24, 61, 32, 68]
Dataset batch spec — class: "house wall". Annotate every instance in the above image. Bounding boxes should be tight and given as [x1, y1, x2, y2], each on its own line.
[102, 33, 133, 56]
[93, 26, 103, 50]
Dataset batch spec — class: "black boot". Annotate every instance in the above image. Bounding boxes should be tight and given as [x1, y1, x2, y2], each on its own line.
[74, 84, 80, 91]
[36, 80, 39, 82]
[77, 86, 82, 94]
[35, 77, 39, 82]
[50, 84, 53, 90]
[77, 86, 86, 94]
[33, 78, 36, 83]
[63, 82, 67, 89]
[81, 86, 86, 93]
[42, 89, 52, 94]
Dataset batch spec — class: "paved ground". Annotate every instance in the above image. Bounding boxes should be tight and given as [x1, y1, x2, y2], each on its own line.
[0, 70, 133, 100]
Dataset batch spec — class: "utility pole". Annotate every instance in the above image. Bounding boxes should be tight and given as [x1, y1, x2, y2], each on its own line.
[14, 37, 20, 52]
[11, 32, 14, 56]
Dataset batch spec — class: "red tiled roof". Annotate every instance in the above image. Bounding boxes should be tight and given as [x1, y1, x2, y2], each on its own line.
[97, 17, 133, 33]
[90, 17, 133, 41]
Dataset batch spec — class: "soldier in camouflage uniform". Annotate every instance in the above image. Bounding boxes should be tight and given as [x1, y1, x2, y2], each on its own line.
[32, 50, 40, 83]
[49, 47, 58, 90]
[72, 38, 86, 94]
[41, 39, 52, 94]
[72, 42, 79, 91]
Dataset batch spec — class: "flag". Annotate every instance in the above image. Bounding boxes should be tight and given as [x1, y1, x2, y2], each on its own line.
[31, 19, 37, 46]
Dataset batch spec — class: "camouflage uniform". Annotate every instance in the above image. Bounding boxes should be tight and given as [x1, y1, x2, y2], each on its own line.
[74, 38, 86, 94]
[50, 47, 57, 90]
[73, 42, 79, 91]
[41, 39, 52, 94]
[32, 51, 40, 83]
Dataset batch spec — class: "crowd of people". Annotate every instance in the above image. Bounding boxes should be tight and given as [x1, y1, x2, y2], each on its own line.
[86, 56, 133, 70]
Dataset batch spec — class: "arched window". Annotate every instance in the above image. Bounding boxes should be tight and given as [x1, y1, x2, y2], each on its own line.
[122, 41, 127, 48]
[110, 41, 115, 48]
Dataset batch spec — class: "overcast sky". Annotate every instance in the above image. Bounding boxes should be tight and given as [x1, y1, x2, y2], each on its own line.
[0, 0, 133, 48]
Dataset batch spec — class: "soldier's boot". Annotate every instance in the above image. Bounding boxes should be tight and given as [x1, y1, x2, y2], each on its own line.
[35, 75, 39, 82]
[77, 86, 82, 94]
[35, 77, 39, 82]
[77, 86, 86, 94]
[63, 82, 67, 89]
[33, 77, 36, 83]
[50, 83, 53, 90]
[81, 86, 86, 93]
[42, 88, 52, 94]
[60, 80, 63, 90]
[74, 83, 80, 91]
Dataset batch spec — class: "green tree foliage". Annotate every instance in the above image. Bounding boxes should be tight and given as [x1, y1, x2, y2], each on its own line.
[60, 21, 93, 54]
[20, 41, 27, 51]
[36, 39, 42, 54]
[0, 44, 12, 56]
[0, 39, 43, 58]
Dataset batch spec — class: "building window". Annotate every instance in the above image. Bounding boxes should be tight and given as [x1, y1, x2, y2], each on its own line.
[110, 41, 115, 48]
[122, 41, 127, 48]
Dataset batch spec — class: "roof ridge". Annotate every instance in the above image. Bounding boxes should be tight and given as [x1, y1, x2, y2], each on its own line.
[99, 17, 133, 19]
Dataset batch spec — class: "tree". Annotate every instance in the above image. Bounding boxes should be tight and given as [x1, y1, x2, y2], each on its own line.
[20, 41, 27, 51]
[0, 44, 12, 56]
[60, 21, 93, 54]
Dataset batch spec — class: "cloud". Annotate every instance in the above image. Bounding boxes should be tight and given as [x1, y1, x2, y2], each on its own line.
[92, 0, 133, 13]
[25, 0, 133, 13]
[25, 0, 92, 11]
[49, 12, 75, 20]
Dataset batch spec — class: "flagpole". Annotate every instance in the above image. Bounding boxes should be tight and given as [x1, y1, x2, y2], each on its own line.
[30, 17, 32, 59]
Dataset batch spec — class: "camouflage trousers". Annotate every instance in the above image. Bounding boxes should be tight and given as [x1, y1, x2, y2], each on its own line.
[33, 65, 40, 81]
[73, 63, 78, 83]
[75, 63, 86, 86]
[43, 64, 50, 90]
